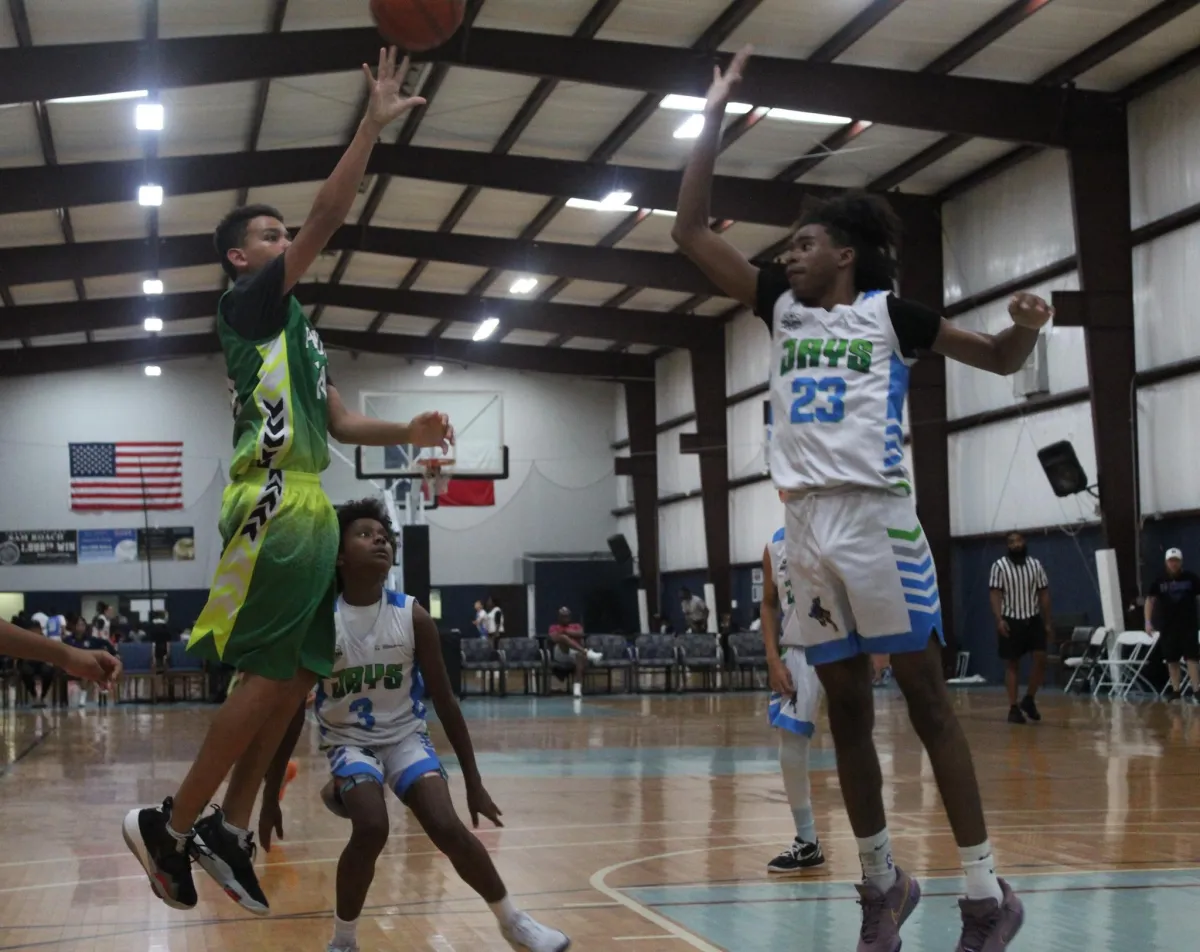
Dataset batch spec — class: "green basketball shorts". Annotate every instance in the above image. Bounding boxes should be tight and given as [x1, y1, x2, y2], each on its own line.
[188, 469, 338, 680]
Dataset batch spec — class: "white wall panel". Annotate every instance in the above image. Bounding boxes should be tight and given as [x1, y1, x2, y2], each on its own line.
[729, 480, 783, 566]
[659, 497, 707, 572]
[942, 150, 1075, 304]
[617, 513, 639, 560]
[1133, 221, 1200, 371]
[948, 403, 1097, 537]
[614, 381, 628, 443]
[727, 397, 769, 480]
[656, 349, 694, 422]
[945, 272, 1086, 420]
[657, 424, 702, 496]
[1138, 376, 1200, 516]
[0, 356, 619, 589]
[1129, 67, 1200, 228]
[726, 309, 771, 396]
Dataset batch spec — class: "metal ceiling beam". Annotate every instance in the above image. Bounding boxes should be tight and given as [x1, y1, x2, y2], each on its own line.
[456, 0, 766, 341]
[0, 329, 655, 379]
[0, 141, 912, 226]
[878, 0, 1200, 192]
[0, 226, 723, 295]
[0, 27, 1122, 147]
[0, 285, 715, 346]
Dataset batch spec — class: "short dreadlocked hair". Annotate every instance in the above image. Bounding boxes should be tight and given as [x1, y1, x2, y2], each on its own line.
[797, 191, 901, 293]
[337, 497, 398, 553]
[213, 203, 285, 281]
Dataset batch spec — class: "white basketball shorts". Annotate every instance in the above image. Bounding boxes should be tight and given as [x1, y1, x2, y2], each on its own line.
[326, 730, 445, 799]
[783, 489, 944, 667]
[767, 647, 822, 737]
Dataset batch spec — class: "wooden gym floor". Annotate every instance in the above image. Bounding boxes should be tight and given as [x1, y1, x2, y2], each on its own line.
[0, 687, 1197, 951]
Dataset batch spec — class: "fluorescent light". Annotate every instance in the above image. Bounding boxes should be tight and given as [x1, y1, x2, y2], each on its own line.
[143, 316, 163, 332]
[600, 190, 632, 208]
[674, 114, 706, 139]
[659, 95, 753, 115]
[424, 365, 444, 378]
[768, 107, 853, 125]
[510, 277, 538, 295]
[138, 184, 163, 207]
[143, 279, 163, 295]
[566, 197, 637, 213]
[49, 89, 148, 105]
[135, 102, 164, 131]
[473, 317, 499, 342]
[650, 209, 677, 217]
[144, 365, 162, 377]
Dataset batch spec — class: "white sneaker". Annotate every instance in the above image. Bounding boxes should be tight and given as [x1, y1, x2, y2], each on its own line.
[586, 649, 603, 663]
[501, 912, 571, 952]
[572, 681, 582, 698]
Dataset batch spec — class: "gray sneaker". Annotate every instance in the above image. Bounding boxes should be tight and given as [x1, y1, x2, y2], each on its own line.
[955, 878, 1024, 951]
[855, 866, 921, 952]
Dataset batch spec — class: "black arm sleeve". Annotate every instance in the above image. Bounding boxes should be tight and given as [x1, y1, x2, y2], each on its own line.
[887, 295, 943, 358]
[754, 264, 791, 329]
[220, 254, 289, 340]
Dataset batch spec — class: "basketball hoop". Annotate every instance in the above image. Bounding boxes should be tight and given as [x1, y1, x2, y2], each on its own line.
[417, 458, 453, 501]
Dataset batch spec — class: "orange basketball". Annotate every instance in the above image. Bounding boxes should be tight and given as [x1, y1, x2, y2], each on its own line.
[369, 0, 466, 52]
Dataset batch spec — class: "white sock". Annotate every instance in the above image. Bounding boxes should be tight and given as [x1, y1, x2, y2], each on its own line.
[223, 818, 250, 847]
[779, 733, 816, 842]
[959, 840, 1003, 902]
[857, 828, 897, 892]
[488, 894, 519, 926]
[332, 914, 358, 947]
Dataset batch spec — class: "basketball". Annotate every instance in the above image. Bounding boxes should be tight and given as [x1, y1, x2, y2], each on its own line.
[369, 0, 466, 52]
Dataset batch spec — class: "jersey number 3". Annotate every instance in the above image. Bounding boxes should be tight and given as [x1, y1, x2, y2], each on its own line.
[791, 377, 846, 424]
[349, 697, 375, 730]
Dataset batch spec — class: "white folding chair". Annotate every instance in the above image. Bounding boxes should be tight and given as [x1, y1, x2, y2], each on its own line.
[1093, 631, 1159, 699]
[1063, 627, 1109, 693]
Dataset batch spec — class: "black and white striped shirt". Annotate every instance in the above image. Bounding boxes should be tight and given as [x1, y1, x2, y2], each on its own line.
[988, 556, 1049, 619]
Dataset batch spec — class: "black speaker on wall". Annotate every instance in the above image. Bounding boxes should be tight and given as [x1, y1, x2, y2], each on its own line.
[608, 533, 636, 578]
[402, 524, 431, 609]
[1036, 440, 1089, 498]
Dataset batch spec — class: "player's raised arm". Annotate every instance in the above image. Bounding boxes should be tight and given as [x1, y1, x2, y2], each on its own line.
[282, 47, 426, 293]
[931, 292, 1054, 375]
[0, 618, 121, 688]
[671, 46, 760, 308]
[411, 603, 503, 829]
[326, 386, 454, 450]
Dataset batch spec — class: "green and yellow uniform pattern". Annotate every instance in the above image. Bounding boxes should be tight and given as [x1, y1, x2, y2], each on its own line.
[188, 292, 339, 680]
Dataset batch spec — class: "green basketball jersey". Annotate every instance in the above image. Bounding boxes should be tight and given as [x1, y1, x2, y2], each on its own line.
[219, 294, 331, 479]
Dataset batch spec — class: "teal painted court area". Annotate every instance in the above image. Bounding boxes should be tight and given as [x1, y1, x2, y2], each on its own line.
[444, 744, 839, 778]
[622, 869, 1200, 952]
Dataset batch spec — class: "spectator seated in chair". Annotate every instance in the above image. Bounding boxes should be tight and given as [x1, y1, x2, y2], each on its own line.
[548, 607, 602, 698]
[679, 587, 710, 633]
[63, 615, 118, 707]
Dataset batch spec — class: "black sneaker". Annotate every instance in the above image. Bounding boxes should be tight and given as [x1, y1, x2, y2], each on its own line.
[121, 798, 198, 910]
[1164, 687, 1180, 702]
[1019, 695, 1041, 722]
[766, 837, 826, 874]
[1007, 705, 1026, 724]
[193, 807, 269, 915]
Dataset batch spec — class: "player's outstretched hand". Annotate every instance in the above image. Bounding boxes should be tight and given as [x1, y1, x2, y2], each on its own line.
[62, 647, 122, 689]
[706, 45, 752, 112]
[362, 46, 426, 132]
[467, 781, 504, 829]
[1008, 291, 1054, 329]
[408, 411, 455, 452]
[259, 799, 284, 852]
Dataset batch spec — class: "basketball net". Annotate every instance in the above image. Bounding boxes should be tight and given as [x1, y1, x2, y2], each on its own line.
[418, 458, 453, 503]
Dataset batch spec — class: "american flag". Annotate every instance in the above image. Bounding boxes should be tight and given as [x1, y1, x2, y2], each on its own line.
[69, 442, 184, 512]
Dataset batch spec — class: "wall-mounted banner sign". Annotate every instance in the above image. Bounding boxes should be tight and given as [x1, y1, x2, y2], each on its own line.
[0, 530, 78, 566]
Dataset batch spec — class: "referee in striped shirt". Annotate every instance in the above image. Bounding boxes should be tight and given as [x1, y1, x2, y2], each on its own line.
[989, 531, 1053, 724]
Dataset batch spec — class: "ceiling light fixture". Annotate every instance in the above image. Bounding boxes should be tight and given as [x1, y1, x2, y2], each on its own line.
[473, 317, 500, 342]
[49, 90, 148, 105]
[143, 279, 164, 295]
[143, 317, 163, 332]
[424, 365, 444, 378]
[510, 277, 538, 295]
[144, 365, 162, 377]
[673, 114, 706, 139]
[138, 184, 163, 207]
[135, 102, 165, 131]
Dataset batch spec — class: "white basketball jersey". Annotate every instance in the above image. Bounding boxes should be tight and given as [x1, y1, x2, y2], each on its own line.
[766, 289, 912, 495]
[315, 590, 428, 748]
[767, 527, 804, 647]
